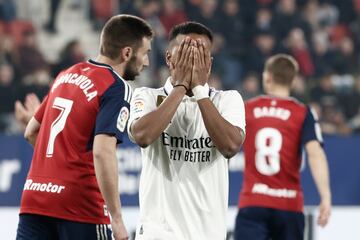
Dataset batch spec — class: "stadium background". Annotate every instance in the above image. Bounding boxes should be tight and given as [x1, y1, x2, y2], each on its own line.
[0, 0, 360, 239]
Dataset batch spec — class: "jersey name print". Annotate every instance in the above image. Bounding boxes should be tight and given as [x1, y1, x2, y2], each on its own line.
[239, 95, 321, 212]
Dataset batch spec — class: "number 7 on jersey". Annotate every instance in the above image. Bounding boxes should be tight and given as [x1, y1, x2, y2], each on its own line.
[46, 97, 73, 157]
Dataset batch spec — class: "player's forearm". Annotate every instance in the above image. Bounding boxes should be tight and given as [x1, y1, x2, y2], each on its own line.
[307, 143, 331, 201]
[25, 133, 38, 147]
[93, 151, 122, 220]
[24, 117, 40, 147]
[131, 87, 186, 147]
[197, 99, 244, 158]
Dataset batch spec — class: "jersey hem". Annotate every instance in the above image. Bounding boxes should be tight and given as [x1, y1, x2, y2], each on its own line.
[239, 200, 303, 212]
[20, 207, 110, 224]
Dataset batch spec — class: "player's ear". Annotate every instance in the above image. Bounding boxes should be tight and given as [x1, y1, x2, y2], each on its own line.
[120, 47, 133, 62]
[165, 50, 175, 70]
[165, 50, 171, 66]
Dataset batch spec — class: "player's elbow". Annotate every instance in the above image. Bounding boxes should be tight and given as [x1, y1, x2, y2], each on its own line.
[220, 144, 241, 159]
[133, 133, 152, 148]
[93, 148, 107, 162]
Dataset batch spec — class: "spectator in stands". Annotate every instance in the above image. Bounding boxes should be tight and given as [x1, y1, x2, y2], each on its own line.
[312, 32, 335, 78]
[0, 0, 16, 21]
[18, 30, 49, 78]
[183, 0, 202, 21]
[217, 0, 246, 89]
[0, 35, 18, 67]
[52, 39, 86, 77]
[254, 7, 274, 33]
[0, 62, 18, 133]
[43, 0, 62, 33]
[247, 29, 276, 74]
[310, 73, 337, 105]
[273, 0, 311, 42]
[341, 76, 360, 121]
[159, 0, 188, 38]
[332, 36, 358, 75]
[136, 0, 166, 85]
[17, 30, 50, 101]
[285, 27, 314, 77]
[320, 98, 351, 135]
[240, 73, 261, 101]
[291, 74, 308, 103]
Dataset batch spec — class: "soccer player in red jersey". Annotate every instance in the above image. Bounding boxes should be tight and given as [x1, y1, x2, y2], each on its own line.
[235, 54, 331, 240]
[16, 15, 153, 240]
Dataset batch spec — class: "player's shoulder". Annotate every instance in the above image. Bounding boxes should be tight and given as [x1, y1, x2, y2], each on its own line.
[133, 86, 165, 97]
[211, 88, 243, 100]
[246, 95, 306, 107]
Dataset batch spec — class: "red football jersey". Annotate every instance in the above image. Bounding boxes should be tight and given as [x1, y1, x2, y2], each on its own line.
[238, 95, 322, 212]
[20, 60, 132, 224]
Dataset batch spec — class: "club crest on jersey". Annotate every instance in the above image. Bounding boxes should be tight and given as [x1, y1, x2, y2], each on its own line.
[132, 100, 145, 113]
[117, 107, 129, 132]
[156, 95, 166, 107]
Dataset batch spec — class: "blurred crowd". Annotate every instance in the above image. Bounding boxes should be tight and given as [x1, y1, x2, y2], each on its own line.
[1, 0, 360, 135]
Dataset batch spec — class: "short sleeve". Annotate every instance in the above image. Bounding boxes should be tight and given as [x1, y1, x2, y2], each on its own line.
[127, 87, 157, 142]
[219, 90, 246, 133]
[301, 106, 323, 146]
[95, 80, 131, 143]
[34, 95, 49, 123]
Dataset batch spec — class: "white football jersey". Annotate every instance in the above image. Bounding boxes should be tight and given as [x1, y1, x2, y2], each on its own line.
[128, 78, 246, 240]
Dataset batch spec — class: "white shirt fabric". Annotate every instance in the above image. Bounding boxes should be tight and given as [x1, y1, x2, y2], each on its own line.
[128, 78, 246, 240]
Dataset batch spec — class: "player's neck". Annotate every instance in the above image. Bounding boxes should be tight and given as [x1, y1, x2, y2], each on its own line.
[266, 87, 290, 98]
[95, 55, 125, 77]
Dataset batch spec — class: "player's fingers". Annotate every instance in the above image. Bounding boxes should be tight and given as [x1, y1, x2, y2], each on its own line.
[15, 101, 26, 115]
[185, 43, 196, 64]
[28, 93, 40, 104]
[318, 207, 330, 227]
[178, 37, 191, 66]
[175, 39, 186, 65]
[26, 94, 41, 112]
[193, 47, 200, 68]
[317, 214, 328, 227]
[197, 40, 205, 66]
[14, 101, 28, 123]
[204, 45, 211, 69]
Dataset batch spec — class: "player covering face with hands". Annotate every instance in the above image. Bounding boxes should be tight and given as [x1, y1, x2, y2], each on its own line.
[128, 22, 245, 240]
[167, 34, 212, 93]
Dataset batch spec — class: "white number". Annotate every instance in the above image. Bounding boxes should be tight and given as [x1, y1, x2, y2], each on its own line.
[255, 128, 282, 175]
[46, 97, 73, 157]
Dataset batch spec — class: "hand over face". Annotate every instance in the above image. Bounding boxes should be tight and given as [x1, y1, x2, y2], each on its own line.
[191, 40, 211, 88]
[170, 37, 195, 90]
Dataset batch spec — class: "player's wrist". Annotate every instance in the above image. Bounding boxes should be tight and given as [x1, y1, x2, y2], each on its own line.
[173, 83, 189, 92]
[110, 211, 123, 222]
[192, 85, 209, 101]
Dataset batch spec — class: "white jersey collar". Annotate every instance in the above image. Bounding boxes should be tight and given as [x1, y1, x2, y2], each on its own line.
[163, 77, 210, 97]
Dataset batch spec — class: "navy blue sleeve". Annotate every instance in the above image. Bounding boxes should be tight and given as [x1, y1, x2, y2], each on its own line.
[95, 80, 130, 144]
[301, 107, 323, 146]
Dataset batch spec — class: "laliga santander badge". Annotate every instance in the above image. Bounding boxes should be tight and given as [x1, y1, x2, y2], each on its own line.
[132, 100, 145, 113]
[117, 106, 129, 132]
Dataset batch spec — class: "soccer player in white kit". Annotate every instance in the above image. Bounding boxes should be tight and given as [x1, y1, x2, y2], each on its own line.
[128, 22, 246, 240]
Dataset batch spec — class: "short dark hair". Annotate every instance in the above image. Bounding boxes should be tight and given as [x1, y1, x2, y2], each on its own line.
[265, 54, 299, 86]
[100, 14, 153, 60]
[168, 21, 213, 43]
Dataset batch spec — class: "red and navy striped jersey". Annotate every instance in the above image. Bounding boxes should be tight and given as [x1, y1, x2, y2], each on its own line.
[238, 95, 322, 212]
[20, 59, 132, 224]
